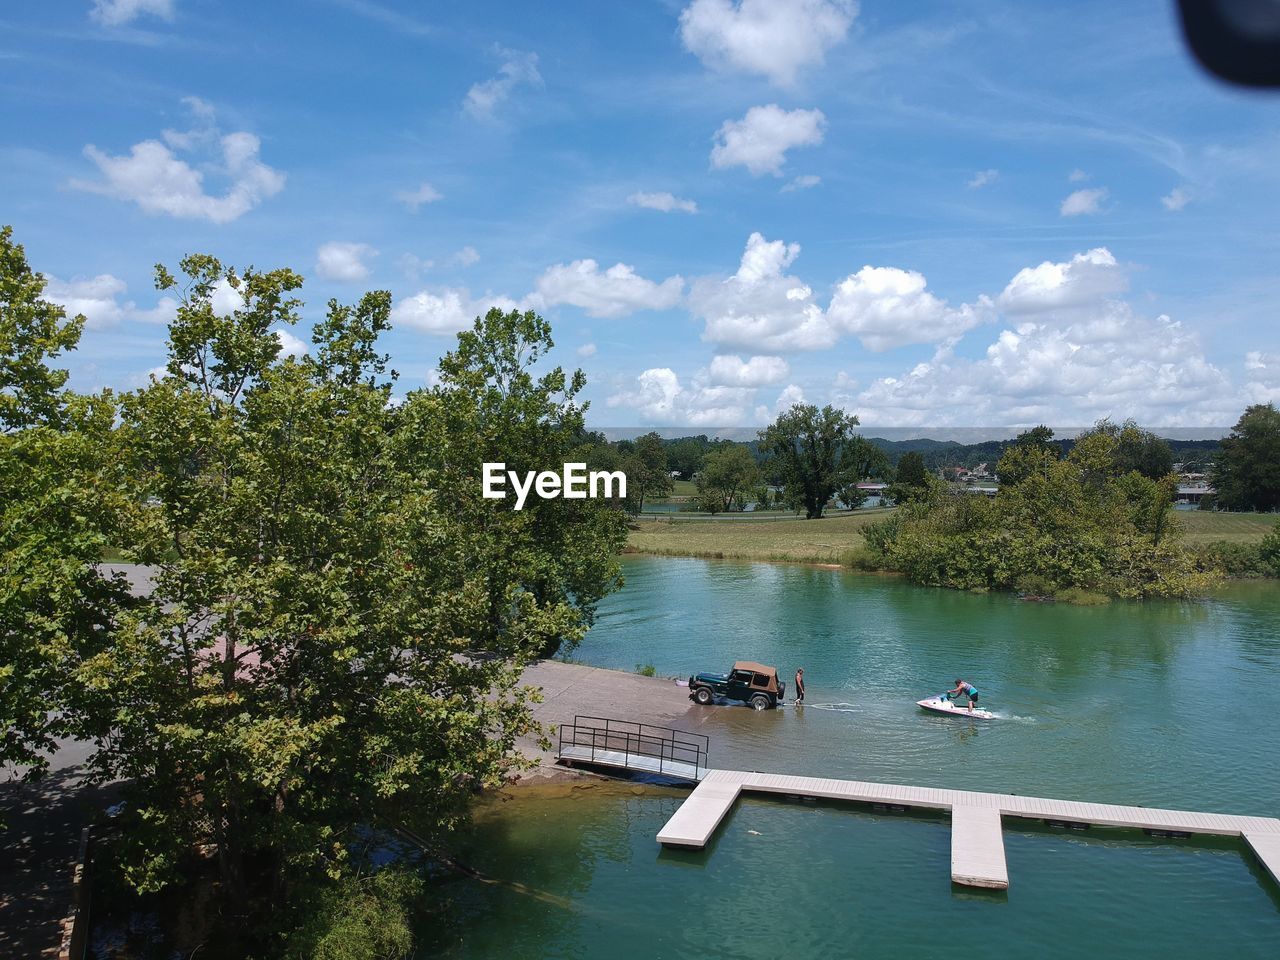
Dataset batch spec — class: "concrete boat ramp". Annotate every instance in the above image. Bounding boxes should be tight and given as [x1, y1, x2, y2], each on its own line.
[651, 769, 1280, 891]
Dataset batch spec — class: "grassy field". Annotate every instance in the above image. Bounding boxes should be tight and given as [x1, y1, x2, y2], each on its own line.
[1176, 510, 1278, 544]
[625, 508, 1279, 566]
[625, 508, 895, 564]
[654, 478, 698, 499]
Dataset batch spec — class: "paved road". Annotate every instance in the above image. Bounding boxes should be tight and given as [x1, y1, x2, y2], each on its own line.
[0, 739, 119, 959]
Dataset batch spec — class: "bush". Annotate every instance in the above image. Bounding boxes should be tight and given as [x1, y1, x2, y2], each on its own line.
[1014, 573, 1056, 598]
[1056, 587, 1110, 605]
[634, 663, 657, 677]
[843, 546, 882, 571]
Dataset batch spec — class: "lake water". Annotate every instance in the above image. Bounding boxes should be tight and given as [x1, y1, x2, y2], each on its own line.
[434, 557, 1280, 958]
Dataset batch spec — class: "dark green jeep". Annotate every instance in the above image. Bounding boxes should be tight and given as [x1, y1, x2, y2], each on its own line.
[688, 661, 786, 710]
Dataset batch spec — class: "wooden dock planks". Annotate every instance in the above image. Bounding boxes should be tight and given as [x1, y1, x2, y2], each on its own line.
[950, 806, 1009, 889]
[655, 769, 1280, 893]
[655, 771, 742, 848]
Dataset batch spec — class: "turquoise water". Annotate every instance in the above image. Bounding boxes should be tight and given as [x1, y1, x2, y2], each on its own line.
[433, 557, 1280, 957]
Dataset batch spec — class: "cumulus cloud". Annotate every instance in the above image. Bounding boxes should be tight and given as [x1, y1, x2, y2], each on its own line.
[1060, 187, 1108, 217]
[679, 0, 857, 87]
[274, 328, 308, 358]
[628, 191, 699, 213]
[71, 100, 284, 223]
[827, 265, 992, 351]
[396, 181, 442, 211]
[531, 260, 684, 318]
[316, 242, 377, 282]
[967, 168, 998, 189]
[607, 367, 754, 425]
[453, 246, 480, 266]
[44, 273, 176, 328]
[997, 248, 1127, 315]
[711, 104, 825, 177]
[1162, 186, 1191, 211]
[853, 256, 1233, 427]
[577, 342, 598, 358]
[707, 354, 789, 386]
[391, 288, 520, 335]
[1068, 168, 1088, 182]
[463, 47, 542, 118]
[782, 174, 821, 192]
[690, 232, 832, 351]
[90, 0, 173, 26]
[1243, 351, 1280, 404]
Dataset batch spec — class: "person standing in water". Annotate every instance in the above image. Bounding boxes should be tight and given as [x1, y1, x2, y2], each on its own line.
[794, 668, 805, 706]
[946, 678, 979, 712]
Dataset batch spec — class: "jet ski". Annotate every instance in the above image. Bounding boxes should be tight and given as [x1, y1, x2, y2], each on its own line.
[917, 694, 996, 720]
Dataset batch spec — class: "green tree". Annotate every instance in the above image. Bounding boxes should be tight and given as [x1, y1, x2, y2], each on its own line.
[888, 451, 931, 504]
[1, 226, 131, 787]
[995, 425, 1059, 487]
[666, 436, 707, 479]
[628, 431, 673, 511]
[76, 255, 624, 951]
[696, 445, 760, 513]
[759, 404, 863, 519]
[1213, 404, 1280, 511]
[1073, 418, 1173, 481]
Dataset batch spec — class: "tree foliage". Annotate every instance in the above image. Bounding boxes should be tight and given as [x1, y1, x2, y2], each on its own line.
[1213, 403, 1280, 512]
[1, 226, 132, 788]
[624, 431, 673, 511]
[759, 404, 868, 519]
[696, 445, 760, 513]
[35, 246, 627, 949]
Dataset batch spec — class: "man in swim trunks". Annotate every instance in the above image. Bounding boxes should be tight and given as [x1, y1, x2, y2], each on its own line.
[946, 678, 979, 712]
[794, 668, 805, 705]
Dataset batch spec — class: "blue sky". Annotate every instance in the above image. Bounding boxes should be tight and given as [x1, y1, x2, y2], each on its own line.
[4, 0, 1279, 433]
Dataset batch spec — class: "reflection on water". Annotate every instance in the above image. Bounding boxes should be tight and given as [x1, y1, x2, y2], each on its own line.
[431, 783, 1280, 959]
[571, 557, 1280, 814]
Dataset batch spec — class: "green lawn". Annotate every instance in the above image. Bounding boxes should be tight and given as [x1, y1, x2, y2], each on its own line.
[625, 507, 1279, 566]
[625, 508, 895, 564]
[653, 478, 698, 499]
[1177, 510, 1278, 544]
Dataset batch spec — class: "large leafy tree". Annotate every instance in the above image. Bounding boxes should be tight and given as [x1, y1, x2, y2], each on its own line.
[696, 445, 760, 513]
[759, 403, 864, 519]
[75, 253, 625, 949]
[995, 425, 1060, 487]
[1213, 403, 1280, 511]
[624, 431, 673, 511]
[888, 451, 931, 504]
[1, 225, 129, 785]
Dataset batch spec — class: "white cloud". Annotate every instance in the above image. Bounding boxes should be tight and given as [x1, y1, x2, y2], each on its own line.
[463, 47, 542, 119]
[1060, 187, 1108, 217]
[453, 246, 480, 266]
[827, 265, 992, 351]
[1068, 168, 1088, 182]
[711, 104, 825, 177]
[44, 273, 176, 329]
[997, 248, 1127, 315]
[608, 367, 754, 425]
[577, 342, 598, 358]
[708, 354, 789, 386]
[854, 273, 1233, 427]
[691, 232, 832, 351]
[679, 0, 858, 87]
[967, 168, 998, 189]
[1162, 186, 1191, 211]
[210, 277, 243, 316]
[396, 181, 442, 211]
[274, 328, 308, 358]
[398, 246, 477, 279]
[628, 191, 698, 214]
[316, 242, 377, 282]
[90, 0, 173, 26]
[1243, 351, 1280, 404]
[782, 174, 821, 192]
[72, 101, 284, 223]
[753, 383, 807, 423]
[391, 288, 519, 335]
[531, 260, 684, 318]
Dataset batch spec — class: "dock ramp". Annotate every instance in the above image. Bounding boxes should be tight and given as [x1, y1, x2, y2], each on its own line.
[557, 716, 709, 782]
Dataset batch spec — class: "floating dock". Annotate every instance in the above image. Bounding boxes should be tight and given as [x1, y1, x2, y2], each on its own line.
[656, 770, 1280, 891]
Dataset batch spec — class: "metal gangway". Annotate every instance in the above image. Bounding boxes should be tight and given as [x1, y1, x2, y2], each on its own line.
[556, 716, 709, 782]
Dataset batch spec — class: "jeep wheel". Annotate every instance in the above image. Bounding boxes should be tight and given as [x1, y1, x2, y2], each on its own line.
[750, 694, 770, 710]
[694, 687, 714, 705]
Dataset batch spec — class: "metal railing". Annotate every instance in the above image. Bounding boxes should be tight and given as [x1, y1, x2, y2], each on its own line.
[557, 716, 709, 781]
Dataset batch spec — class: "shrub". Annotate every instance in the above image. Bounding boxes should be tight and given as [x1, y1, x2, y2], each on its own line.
[1056, 587, 1110, 605]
